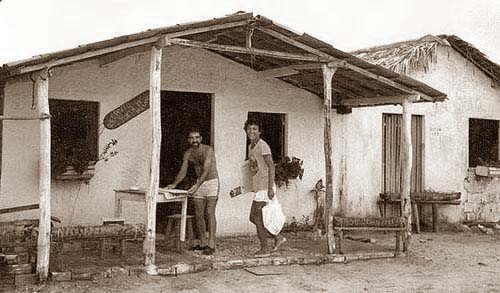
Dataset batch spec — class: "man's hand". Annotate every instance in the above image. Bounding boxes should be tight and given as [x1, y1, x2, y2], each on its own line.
[268, 188, 275, 200]
[188, 184, 200, 195]
[166, 184, 176, 189]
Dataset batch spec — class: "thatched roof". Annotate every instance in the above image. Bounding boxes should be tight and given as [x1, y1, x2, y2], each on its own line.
[353, 35, 500, 85]
[0, 12, 446, 106]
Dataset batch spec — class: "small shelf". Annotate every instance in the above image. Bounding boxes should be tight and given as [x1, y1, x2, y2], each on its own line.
[55, 165, 95, 180]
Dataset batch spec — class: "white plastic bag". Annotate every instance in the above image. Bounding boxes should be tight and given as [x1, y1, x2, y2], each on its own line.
[262, 197, 286, 235]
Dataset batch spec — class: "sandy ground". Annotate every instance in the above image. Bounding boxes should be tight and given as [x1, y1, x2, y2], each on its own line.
[8, 231, 499, 293]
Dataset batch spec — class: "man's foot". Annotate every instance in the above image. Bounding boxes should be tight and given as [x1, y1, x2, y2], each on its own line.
[189, 244, 208, 251]
[252, 250, 271, 258]
[202, 246, 216, 255]
[271, 235, 287, 252]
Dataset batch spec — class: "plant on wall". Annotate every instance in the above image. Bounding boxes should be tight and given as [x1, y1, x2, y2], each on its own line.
[275, 156, 304, 188]
[53, 139, 119, 176]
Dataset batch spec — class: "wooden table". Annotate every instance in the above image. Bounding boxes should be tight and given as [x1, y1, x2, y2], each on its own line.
[114, 189, 189, 241]
[377, 198, 461, 232]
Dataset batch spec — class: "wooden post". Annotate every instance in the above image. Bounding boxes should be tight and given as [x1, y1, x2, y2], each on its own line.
[400, 98, 413, 251]
[143, 45, 162, 274]
[322, 64, 337, 254]
[35, 70, 51, 283]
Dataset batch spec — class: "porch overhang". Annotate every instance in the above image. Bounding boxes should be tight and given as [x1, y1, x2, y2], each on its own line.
[1, 12, 447, 107]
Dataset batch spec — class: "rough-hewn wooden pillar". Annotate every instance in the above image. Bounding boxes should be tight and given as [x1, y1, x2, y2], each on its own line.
[401, 98, 413, 251]
[35, 70, 51, 282]
[322, 64, 337, 254]
[143, 45, 162, 274]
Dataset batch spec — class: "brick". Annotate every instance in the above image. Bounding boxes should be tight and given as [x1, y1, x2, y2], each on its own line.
[271, 257, 288, 266]
[72, 272, 92, 281]
[193, 262, 211, 272]
[111, 266, 129, 278]
[50, 271, 72, 282]
[128, 266, 145, 277]
[256, 258, 272, 266]
[243, 258, 260, 267]
[5, 254, 17, 265]
[226, 259, 244, 269]
[211, 261, 231, 270]
[15, 273, 37, 286]
[7, 264, 33, 274]
[173, 263, 194, 275]
[157, 267, 175, 275]
[16, 253, 29, 264]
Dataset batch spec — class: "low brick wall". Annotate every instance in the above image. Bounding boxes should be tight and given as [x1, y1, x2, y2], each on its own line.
[464, 171, 500, 222]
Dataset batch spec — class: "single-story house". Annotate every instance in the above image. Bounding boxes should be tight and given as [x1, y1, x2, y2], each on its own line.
[332, 35, 500, 225]
[0, 12, 447, 278]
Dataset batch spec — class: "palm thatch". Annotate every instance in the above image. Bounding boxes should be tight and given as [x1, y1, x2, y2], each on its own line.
[353, 35, 500, 85]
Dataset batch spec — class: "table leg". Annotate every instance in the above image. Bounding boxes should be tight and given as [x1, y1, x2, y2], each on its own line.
[179, 197, 187, 242]
[432, 203, 438, 232]
[115, 197, 122, 217]
[411, 203, 420, 234]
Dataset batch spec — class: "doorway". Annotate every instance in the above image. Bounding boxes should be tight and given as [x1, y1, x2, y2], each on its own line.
[157, 90, 212, 232]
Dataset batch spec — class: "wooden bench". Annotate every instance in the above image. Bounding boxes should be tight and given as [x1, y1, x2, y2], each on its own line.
[377, 192, 461, 232]
[51, 223, 145, 270]
[332, 216, 408, 255]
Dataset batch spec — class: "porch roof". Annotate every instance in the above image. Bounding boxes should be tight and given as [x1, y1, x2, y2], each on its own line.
[0, 12, 447, 107]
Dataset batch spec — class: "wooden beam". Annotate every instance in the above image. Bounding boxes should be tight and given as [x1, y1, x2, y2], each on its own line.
[167, 38, 330, 62]
[255, 27, 437, 101]
[400, 98, 413, 254]
[8, 19, 254, 77]
[0, 114, 51, 120]
[0, 204, 39, 214]
[35, 70, 51, 283]
[9, 36, 160, 76]
[340, 95, 420, 107]
[322, 64, 337, 254]
[257, 62, 325, 79]
[246, 27, 256, 68]
[143, 45, 162, 274]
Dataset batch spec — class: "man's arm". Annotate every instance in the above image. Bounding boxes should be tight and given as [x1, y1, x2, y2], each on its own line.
[263, 154, 275, 200]
[188, 147, 215, 193]
[166, 151, 190, 189]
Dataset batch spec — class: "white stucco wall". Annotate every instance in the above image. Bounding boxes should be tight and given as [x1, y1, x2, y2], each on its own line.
[333, 45, 500, 224]
[1, 47, 325, 236]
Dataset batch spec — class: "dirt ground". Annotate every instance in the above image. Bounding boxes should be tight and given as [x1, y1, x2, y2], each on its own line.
[6, 230, 499, 292]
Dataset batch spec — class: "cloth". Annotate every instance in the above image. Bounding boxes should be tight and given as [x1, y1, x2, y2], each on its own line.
[192, 178, 219, 199]
[248, 139, 273, 201]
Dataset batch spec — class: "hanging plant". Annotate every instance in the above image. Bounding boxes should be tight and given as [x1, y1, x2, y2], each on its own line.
[275, 156, 304, 188]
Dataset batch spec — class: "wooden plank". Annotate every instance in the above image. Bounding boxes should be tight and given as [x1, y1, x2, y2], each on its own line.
[35, 70, 51, 283]
[103, 91, 149, 129]
[9, 36, 160, 76]
[257, 62, 325, 79]
[0, 204, 39, 214]
[322, 64, 337, 254]
[143, 45, 162, 274]
[246, 27, 256, 68]
[341, 95, 419, 107]
[8, 19, 253, 77]
[167, 38, 329, 62]
[0, 114, 50, 120]
[400, 98, 413, 242]
[0, 80, 4, 184]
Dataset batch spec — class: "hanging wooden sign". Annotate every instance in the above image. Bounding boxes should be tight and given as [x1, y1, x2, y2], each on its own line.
[103, 90, 150, 129]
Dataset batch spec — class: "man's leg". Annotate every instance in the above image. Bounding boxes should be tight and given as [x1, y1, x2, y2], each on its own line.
[193, 198, 208, 247]
[250, 201, 270, 254]
[206, 197, 218, 249]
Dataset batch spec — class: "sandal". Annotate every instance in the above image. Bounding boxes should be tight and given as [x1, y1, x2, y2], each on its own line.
[189, 244, 208, 251]
[202, 247, 216, 255]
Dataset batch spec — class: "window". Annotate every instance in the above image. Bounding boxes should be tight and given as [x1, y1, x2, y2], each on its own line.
[469, 118, 499, 167]
[246, 112, 286, 162]
[50, 99, 99, 175]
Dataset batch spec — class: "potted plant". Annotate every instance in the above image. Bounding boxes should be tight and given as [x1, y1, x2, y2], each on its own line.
[275, 156, 305, 187]
[54, 139, 118, 180]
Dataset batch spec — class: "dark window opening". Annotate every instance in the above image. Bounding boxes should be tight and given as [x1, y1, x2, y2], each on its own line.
[50, 99, 99, 174]
[246, 112, 286, 163]
[469, 118, 499, 167]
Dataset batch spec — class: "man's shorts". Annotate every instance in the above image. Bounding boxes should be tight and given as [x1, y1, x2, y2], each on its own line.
[192, 178, 219, 199]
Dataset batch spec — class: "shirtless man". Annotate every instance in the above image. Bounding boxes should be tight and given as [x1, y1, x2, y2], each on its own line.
[166, 128, 219, 255]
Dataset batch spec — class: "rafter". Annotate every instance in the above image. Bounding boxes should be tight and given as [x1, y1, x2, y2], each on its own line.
[340, 94, 420, 107]
[166, 38, 330, 62]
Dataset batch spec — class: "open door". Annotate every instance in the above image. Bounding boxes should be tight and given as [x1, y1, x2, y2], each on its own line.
[157, 90, 212, 231]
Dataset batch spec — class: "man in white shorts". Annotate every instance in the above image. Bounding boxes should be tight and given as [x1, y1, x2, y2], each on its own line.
[167, 128, 219, 255]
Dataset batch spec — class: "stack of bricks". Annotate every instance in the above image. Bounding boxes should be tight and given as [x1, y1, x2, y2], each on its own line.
[0, 246, 37, 287]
